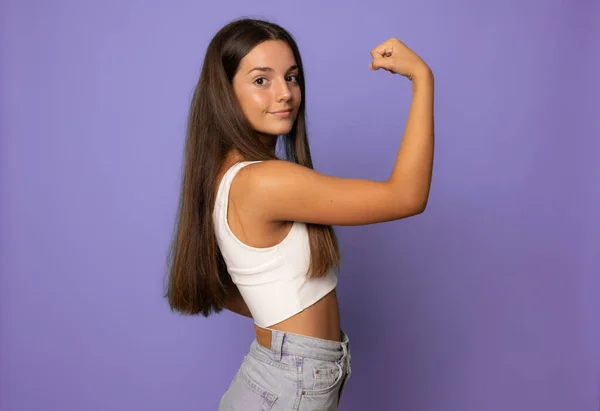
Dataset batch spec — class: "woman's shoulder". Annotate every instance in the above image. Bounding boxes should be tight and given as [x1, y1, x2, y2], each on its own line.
[230, 159, 309, 209]
[237, 159, 308, 184]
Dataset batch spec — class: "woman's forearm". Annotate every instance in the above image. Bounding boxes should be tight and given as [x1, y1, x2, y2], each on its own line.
[389, 68, 435, 211]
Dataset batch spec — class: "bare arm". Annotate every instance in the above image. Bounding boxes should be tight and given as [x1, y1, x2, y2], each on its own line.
[236, 68, 434, 227]
[390, 69, 434, 210]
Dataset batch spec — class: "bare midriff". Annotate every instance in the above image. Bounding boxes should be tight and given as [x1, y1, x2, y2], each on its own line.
[262, 289, 341, 342]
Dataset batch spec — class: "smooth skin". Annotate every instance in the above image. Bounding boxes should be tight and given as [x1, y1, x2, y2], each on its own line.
[218, 38, 434, 342]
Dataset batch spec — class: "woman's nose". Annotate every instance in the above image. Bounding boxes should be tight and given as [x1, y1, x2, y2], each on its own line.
[275, 79, 291, 101]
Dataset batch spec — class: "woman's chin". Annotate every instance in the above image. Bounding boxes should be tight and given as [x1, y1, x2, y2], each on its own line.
[260, 125, 294, 136]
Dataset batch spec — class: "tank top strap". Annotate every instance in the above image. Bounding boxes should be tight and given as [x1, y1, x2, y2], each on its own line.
[215, 160, 263, 211]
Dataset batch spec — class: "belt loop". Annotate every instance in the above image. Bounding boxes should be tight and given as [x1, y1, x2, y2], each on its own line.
[345, 341, 352, 376]
[341, 340, 351, 375]
[271, 330, 284, 361]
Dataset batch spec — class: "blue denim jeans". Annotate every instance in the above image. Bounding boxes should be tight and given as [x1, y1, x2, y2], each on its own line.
[219, 327, 352, 410]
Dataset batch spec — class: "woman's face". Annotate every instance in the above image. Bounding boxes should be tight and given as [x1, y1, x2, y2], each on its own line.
[232, 40, 302, 138]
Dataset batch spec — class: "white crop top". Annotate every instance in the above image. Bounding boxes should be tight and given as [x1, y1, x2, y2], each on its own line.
[213, 160, 338, 327]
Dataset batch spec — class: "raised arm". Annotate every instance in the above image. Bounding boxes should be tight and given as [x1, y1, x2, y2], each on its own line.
[238, 38, 434, 227]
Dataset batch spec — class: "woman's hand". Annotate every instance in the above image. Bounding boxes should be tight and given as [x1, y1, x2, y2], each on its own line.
[369, 38, 432, 81]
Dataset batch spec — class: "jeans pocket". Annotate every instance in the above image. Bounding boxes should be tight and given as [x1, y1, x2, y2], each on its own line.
[302, 357, 344, 395]
[219, 361, 278, 411]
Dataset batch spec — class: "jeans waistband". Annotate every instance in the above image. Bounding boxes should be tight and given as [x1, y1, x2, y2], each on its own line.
[253, 325, 351, 364]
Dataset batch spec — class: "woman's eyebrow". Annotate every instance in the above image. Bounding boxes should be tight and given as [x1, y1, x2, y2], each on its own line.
[247, 65, 298, 75]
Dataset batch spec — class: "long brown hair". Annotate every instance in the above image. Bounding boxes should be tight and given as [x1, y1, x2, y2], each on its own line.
[165, 18, 341, 316]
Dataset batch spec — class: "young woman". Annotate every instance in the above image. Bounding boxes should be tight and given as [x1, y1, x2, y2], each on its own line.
[166, 17, 434, 411]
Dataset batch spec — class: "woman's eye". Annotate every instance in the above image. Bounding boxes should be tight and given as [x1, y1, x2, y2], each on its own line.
[254, 75, 299, 86]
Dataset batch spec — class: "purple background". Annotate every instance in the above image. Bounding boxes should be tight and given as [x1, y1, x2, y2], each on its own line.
[1, 1, 598, 410]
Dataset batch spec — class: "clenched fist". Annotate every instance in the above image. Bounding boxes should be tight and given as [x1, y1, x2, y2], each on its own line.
[369, 38, 432, 81]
